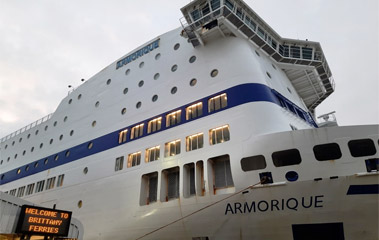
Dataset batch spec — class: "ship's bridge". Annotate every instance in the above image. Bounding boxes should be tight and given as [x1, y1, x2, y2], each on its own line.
[180, 0, 334, 112]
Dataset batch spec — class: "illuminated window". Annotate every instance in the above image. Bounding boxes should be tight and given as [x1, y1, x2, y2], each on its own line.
[115, 156, 124, 171]
[166, 110, 181, 127]
[209, 125, 230, 145]
[128, 152, 141, 168]
[9, 189, 16, 196]
[118, 129, 128, 143]
[35, 180, 45, 193]
[186, 133, 204, 151]
[46, 177, 56, 190]
[146, 146, 160, 162]
[131, 124, 144, 139]
[208, 93, 227, 112]
[148, 117, 162, 134]
[26, 183, 35, 195]
[186, 102, 203, 120]
[17, 186, 25, 197]
[165, 140, 181, 157]
[57, 174, 65, 187]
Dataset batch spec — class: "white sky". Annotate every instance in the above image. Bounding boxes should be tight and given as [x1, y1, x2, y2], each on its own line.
[0, 0, 378, 138]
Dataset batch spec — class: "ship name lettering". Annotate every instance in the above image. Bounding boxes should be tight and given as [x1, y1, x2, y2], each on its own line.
[225, 195, 324, 215]
[116, 39, 160, 69]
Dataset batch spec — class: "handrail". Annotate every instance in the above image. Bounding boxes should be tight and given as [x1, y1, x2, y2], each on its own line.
[1, 113, 53, 143]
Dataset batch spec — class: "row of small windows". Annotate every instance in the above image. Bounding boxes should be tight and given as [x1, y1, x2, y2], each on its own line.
[240, 139, 378, 172]
[118, 93, 228, 144]
[115, 125, 230, 171]
[5, 174, 64, 198]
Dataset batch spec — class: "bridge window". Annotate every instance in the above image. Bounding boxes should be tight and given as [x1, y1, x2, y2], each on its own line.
[290, 46, 301, 58]
[191, 9, 200, 21]
[128, 152, 141, 168]
[46, 177, 56, 190]
[241, 155, 267, 171]
[210, 0, 220, 10]
[131, 124, 144, 140]
[209, 155, 234, 194]
[146, 146, 160, 162]
[35, 180, 45, 193]
[26, 183, 35, 196]
[208, 93, 227, 112]
[225, 0, 234, 10]
[186, 133, 204, 152]
[148, 117, 162, 134]
[17, 186, 25, 197]
[166, 110, 181, 127]
[313, 143, 342, 161]
[209, 125, 230, 145]
[348, 139, 377, 157]
[115, 156, 124, 171]
[162, 167, 180, 201]
[140, 172, 158, 205]
[186, 102, 203, 120]
[119, 129, 128, 143]
[165, 139, 181, 157]
[57, 174, 65, 187]
[302, 47, 313, 60]
[272, 149, 302, 167]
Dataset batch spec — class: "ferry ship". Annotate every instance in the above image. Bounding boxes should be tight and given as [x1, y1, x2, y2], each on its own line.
[1, 0, 378, 239]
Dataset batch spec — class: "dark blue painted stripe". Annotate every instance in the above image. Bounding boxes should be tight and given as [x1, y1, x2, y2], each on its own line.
[347, 184, 379, 195]
[0, 83, 314, 185]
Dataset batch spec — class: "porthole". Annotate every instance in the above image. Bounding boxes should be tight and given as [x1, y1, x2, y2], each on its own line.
[54, 121, 57, 127]
[70, 130, 74, 136]
[25, 165, 29, 171]
[155, 53, 161, 60]
[171, 64, 178, 72]
[210, 69, 218, 77]
[266, 72, 272, 79]
[45, 126, 48, 131]
[78, 94, 82, 100]
[7, 157, 10, 162]
[174, 43, 180, 50]
[138, 80, 144, 87]
[255, 50, 260, 56]
[17, 169, 21, 174]
[285, 171, 299, 182]
[0, 160, 3, 165]
[64, 116, 68, 122]
[190, 78, 197, 86]
[121, 108, 127, 115]
[78, 200, 83, 208]
[35, 130, 39, 135]
[22, 150, 26, 156]
[154, 73, 160, 80]
[272, 64, 277, 70]
[83, 167, 88, 174]
[27, 134, 30, 139]
[189, 56, 197, 63]
[12, 141, 15, 146]
[50, 139, 53, 144]
[171, 87, 177, 94]
[106, 79, 111, 85]
[68, 99, 72, 104]
[34, 162, 39, 168]
[139, 62, 144, 68]
[44, 158, 48, 165]
[65, 150, 70, 157]
[136, 102, 142, 109]
[88, 142, 93, 149]
[125, 69, 130, 75]
[19, 138, 22, 143]
[92, 121, 96, 127]
[152, 95, 158, 102]
[123, 88, 128, 94]
[54, 155, 59, 161]
[95, 101, 100, 107]
[59, 135, 63, 140]
[40, 143, 43, 149]
[14, 154, 17, 159]
[31, 147, 34, 152]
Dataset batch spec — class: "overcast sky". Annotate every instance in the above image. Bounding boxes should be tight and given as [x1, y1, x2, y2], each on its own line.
[0, 0, 378, 138]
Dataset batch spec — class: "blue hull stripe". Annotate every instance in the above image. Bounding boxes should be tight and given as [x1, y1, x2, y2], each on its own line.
[0, 83, 316, 185]
[347, 184, 379, 195]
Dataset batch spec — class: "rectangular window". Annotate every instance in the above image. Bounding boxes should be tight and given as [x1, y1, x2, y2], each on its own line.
[208, 93, 227, 113]
[166, 110, 181, 127]
[272, 149, 302, 167]
[165, 140, 181, 157]
[17, 186, 25, 197]
[184, 163, 196, 198]
[57, 174, 64, 187]
[210, 0, 221, 10]
[9, 189, 17, 196]
[186, 102, 203, 120]
[290, 46, 301, 59]
[140, 172, 158, 206]
[26, 183, 35, 196]
[115, 156, 124, 171]
[186, 133, 204, 152]
[148, 117, 162, 134]
[46, 177, 56, 190]
[128, 152, 141, 168]
[191, 9, 200, 21]
[118, 129, 128, 143]
[131, 124, 144, 139]
[35, 180, 45, 193]
[146, 146, 160, 162]
[225, 0, 234, 10]
[209, 125, 230, 145]
[161, 167, 180, 201]
[302, 47, 313, 60]
[209, 155, 234, 194]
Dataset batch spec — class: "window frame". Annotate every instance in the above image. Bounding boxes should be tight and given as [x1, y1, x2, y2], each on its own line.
[166, 110, 181, 127]
[208, 93, 227, 113]
[186, 102, 203, 120]
[186, 133, 204, 152]
[147, 117, 162, 134]
[209, 125, 230, 145]
[165, 139, 181, 157]
[128, 152, 141, 168]
[131, 124, 144, 140]
[146, 146, 160, 162]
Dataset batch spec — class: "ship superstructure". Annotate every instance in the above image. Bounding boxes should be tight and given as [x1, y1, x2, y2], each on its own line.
[1, 0, 378, 239]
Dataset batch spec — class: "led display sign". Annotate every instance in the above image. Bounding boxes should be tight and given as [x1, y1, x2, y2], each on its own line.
[16, 205, 72, 236]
